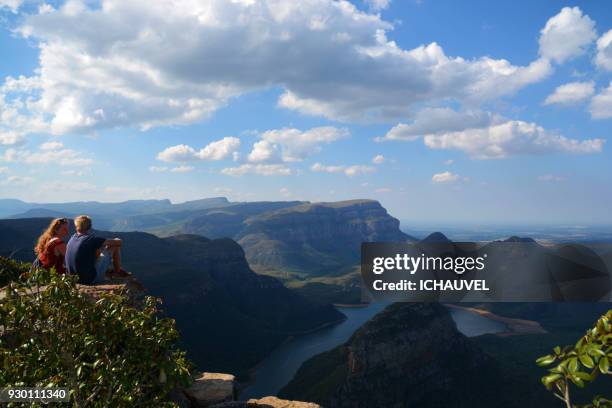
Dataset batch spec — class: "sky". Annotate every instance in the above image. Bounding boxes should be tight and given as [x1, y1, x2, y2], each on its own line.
[0, 0, 611, 225]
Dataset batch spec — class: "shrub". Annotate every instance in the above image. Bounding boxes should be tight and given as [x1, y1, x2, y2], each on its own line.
[536, 310, 611, 408]
[0, 261, 192, 407]
[0, 256, 30, 287]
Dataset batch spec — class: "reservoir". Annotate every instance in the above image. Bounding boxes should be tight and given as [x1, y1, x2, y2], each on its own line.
[240, 303, 507, 399]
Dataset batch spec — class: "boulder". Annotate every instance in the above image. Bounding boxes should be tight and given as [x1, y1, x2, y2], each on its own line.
[246, 396, 321, 408]
[185, 372, 236, 407]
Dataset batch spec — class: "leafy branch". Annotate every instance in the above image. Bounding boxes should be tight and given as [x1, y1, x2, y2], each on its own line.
[536, 310, 611, 408]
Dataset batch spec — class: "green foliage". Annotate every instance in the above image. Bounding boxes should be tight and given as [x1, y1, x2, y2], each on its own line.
[0, 262, 192, 407]
[0, 256, 30, 287]
[536, 310, 612, 408]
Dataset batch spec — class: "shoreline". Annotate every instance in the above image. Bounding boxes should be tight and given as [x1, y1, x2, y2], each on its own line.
[237, 313, 347, 395]
[445, 304, 547, 336]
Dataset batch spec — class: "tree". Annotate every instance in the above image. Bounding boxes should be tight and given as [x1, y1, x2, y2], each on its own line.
[0, 259, 192, 407]
[536, 310, 611, 408]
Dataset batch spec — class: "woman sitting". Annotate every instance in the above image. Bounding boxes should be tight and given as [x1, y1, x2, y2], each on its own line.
[34, 218, 69, 274]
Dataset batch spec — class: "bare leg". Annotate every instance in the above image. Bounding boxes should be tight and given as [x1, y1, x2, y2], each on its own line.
[109, 245, 122, 273]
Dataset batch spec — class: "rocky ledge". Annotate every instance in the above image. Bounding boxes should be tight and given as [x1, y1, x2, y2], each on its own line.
[177, 372, 320, 408]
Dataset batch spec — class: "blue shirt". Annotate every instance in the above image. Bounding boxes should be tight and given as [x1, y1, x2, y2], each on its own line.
[65, 233, 106, 284]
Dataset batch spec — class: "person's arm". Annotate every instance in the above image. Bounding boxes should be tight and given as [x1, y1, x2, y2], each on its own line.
[103, 238, 122, 247]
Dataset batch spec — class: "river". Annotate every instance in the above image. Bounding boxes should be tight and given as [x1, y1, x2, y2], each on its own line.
[240, 303, 507, 399]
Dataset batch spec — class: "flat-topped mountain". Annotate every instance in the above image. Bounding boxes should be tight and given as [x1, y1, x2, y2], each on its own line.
[235, 200, 415, 276]
[0, 218, 343, 377]
[114, 198, 414, 277]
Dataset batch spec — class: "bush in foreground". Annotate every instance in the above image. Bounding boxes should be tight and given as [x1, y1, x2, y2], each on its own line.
[537, 310, 611, 408]
[0, 260, 192, 407]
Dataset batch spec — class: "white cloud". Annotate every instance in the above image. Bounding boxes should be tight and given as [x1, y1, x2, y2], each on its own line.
[1, 175, 34, 186]
[1, 0, 558, 136]
[375, 108, 498, 142]
[595, 29, 612, 71]
[40, 141, 64, 150]
[61, 169, 89, 177]
[589, 82, 612, 119]
[170, 165, 195, 173]
[0, 166, 8, 174]
[199, 137, 241, 160]
[364, 0, 391, 12]
[424, 120, 604, 159]
[248, 127, 349, 163]
[248, 140, 282, 163]
[148, 165, 194, 173]
[432, 171, 460, 183]
[0, 0, 23, 12]
[372, 154, 385, 164]
[157, 137, 240, 162]
[279, 187, 291, 197]
[375, 187, 392, 193]
[543, 81, 595, 106]
[538, 6, 596, 64]
[3, 142, 94, 166]
[311, 162, 375, 176]
[0, 131, 24, 145]
[444, 159, 453, 165]
[221, 163, 292, 176]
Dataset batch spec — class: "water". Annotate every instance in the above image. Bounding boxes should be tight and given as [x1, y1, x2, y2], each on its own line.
[240, 303, 506, 399]
[447, 307, 507, 337]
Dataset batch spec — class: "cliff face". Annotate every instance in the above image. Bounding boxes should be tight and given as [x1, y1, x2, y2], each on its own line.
[333, 303, 498, 408]
[236, 200, 415, 275]
[106, 232, 345, 376]
[281, 303, 504, 408]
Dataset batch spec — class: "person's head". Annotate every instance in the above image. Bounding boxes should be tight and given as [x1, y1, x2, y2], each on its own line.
[34, 218, 69, 255]
[74, 215, 92, 233]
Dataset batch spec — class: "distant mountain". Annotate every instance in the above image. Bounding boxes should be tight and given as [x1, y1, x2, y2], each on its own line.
[503, 236, 537, 243]
[0, 218, 344, 378]
[125, 201, 303, 236]
[235, 200, 416, 276]
[420, 231, 452, 243]
[2, 197, 232, 230]
[9, 208, 72, 219]
[118, 199, 414, 277]
[280, 303, 522, 408]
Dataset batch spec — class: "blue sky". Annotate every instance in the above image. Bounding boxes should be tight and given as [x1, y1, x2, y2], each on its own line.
[0, 0, 611, 225]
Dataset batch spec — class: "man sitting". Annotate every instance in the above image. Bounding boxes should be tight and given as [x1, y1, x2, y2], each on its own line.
[65, 215, 131, 285]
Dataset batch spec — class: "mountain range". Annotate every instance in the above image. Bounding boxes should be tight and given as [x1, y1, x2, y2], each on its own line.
[2, 197, 415, 304]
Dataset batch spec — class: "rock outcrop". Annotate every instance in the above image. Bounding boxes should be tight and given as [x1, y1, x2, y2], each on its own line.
[184, 372, 236, 407]
[281, 303, 503, 408]
[177, 373, 319, 408]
